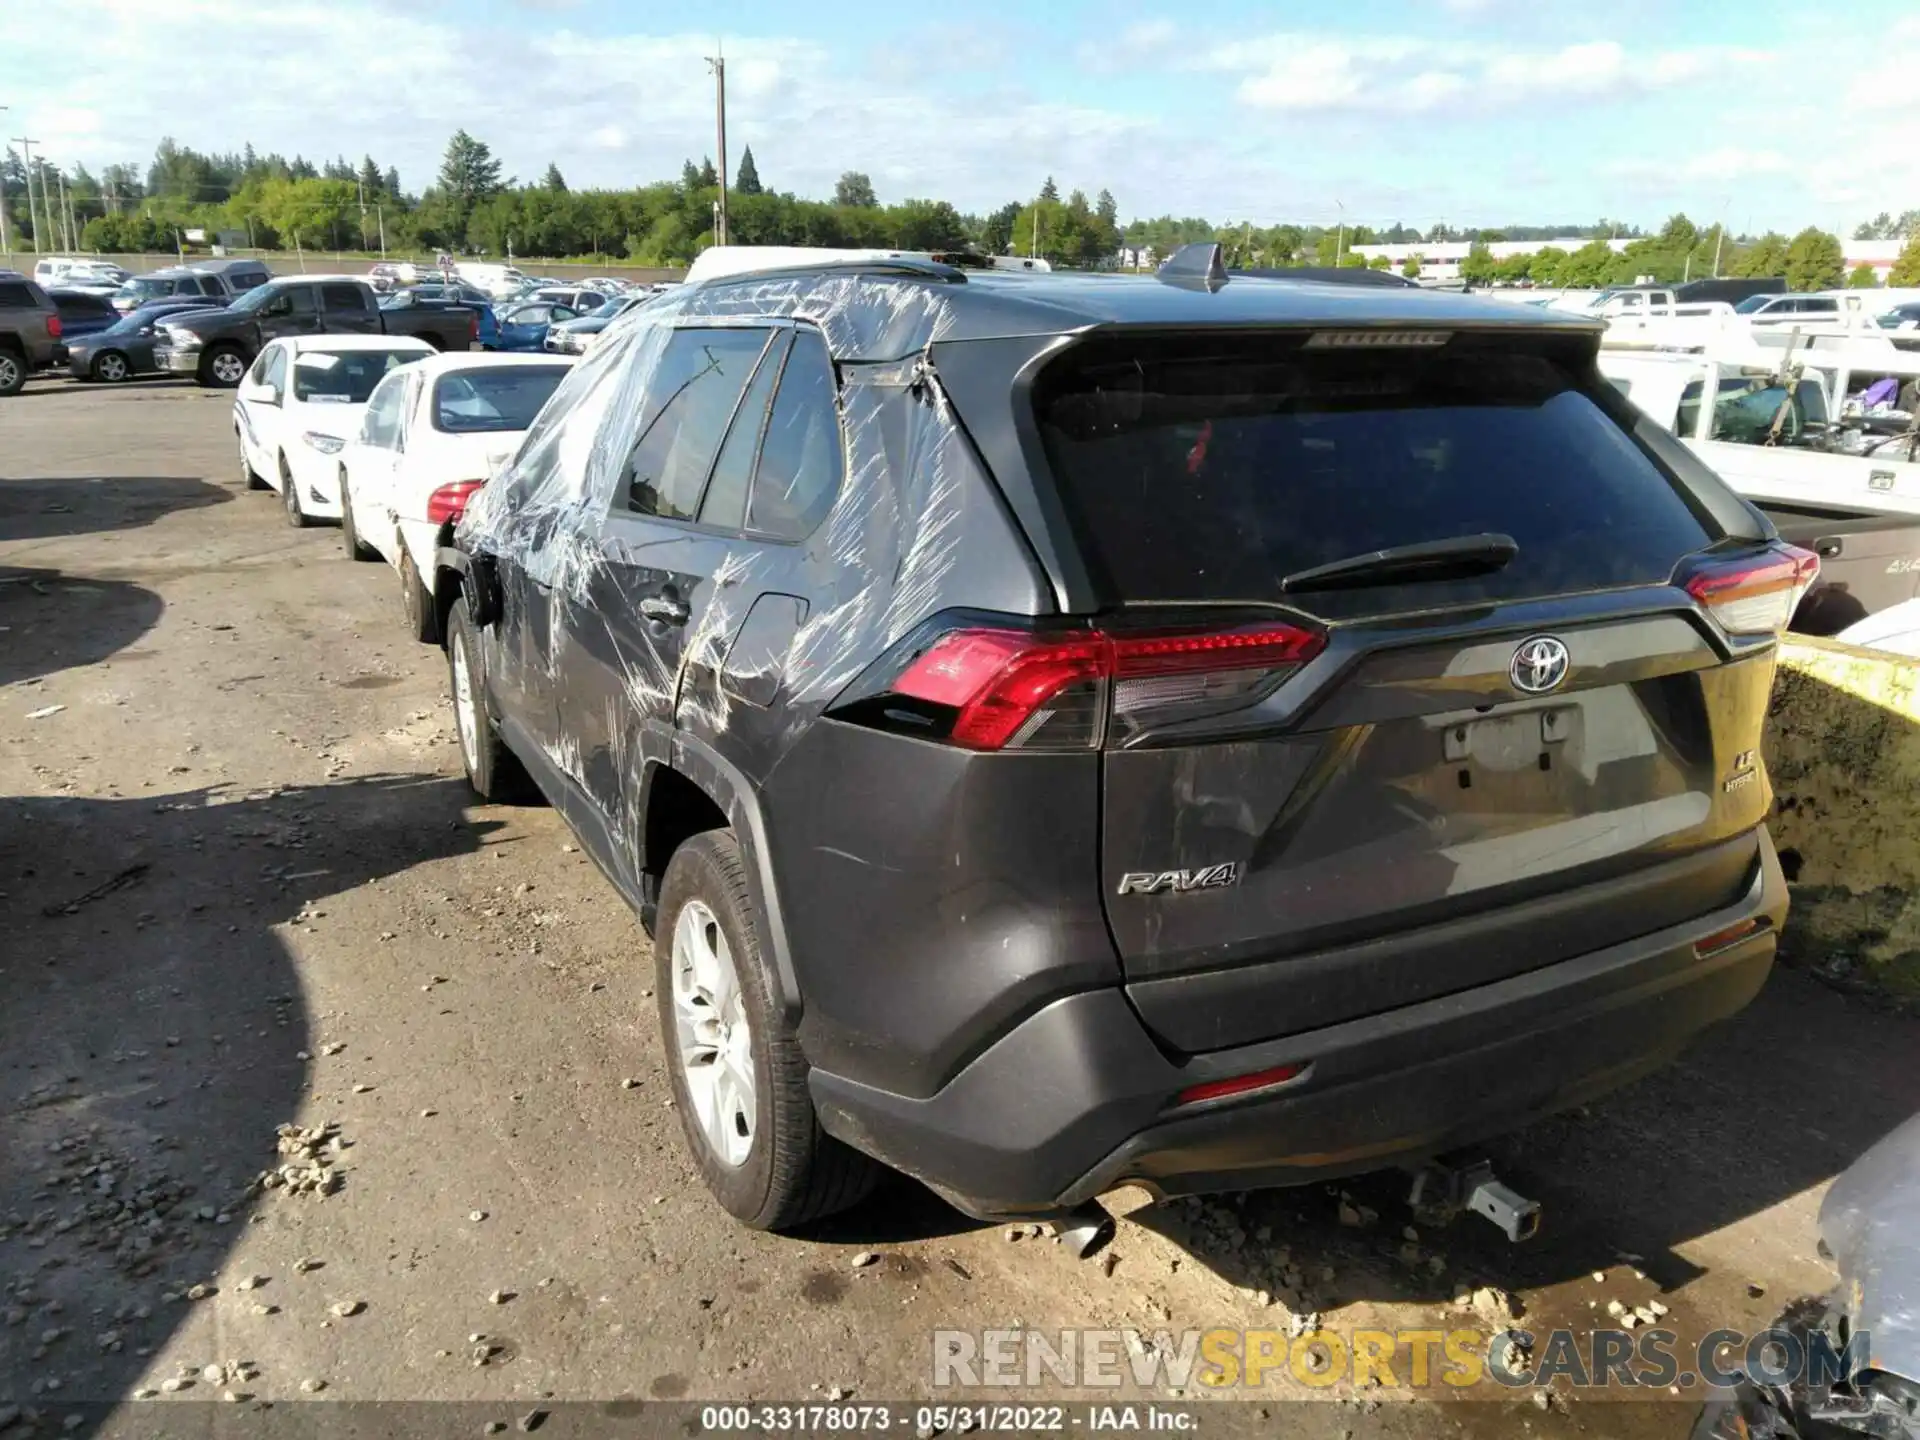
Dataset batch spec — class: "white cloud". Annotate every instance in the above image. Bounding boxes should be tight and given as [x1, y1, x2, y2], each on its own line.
[6, 1, 1162, 213]
[1206, 33, 1766, 114]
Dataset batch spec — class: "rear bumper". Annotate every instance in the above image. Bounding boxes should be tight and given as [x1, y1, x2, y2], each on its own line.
[809, 827, 1787, 1220]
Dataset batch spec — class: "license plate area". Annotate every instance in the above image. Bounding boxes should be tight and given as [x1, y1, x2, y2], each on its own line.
[1440, 706, 1580, 774]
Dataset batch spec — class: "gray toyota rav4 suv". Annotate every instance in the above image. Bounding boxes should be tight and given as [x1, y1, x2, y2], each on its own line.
[440, 247, 1804, 1231]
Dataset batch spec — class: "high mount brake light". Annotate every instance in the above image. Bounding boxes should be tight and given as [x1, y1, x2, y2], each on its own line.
[870, 620, 1326, 752]
[1685, 545, 1819, 637]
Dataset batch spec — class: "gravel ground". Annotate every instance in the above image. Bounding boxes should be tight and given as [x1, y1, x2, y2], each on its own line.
[4, 378, 1918, 1438]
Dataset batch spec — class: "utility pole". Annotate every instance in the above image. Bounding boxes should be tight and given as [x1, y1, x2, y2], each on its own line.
[0, 109, 11, 262]
[706, 47, 728, 246]
[13, 136, 41, 255]
[56, 170, 71, 251]
[1335, 199, 1346, 266]
[377, 204, 386, 259]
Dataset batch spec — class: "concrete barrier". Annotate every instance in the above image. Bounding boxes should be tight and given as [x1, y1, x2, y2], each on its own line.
[1766, 635, 1920, 1000]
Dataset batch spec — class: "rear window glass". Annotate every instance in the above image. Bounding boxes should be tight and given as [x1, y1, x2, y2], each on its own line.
[291, 348, 421, 404]
[1032, 336, 1713, 611]
[433, 366, 570, 434]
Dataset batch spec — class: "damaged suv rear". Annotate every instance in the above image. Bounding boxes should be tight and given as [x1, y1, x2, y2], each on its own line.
[442, 247, 1803, 1229]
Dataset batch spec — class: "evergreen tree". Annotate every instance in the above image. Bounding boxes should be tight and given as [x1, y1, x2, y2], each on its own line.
[1783, 227, 1845, 292]
[1038, 175, 1059, 203]
[696, 157, 718, 189]
[681, 159, 703, 191]
[542, 163, 568, 192]
[358, 156, 383, 196]
[1892, 232, 1920, 287]
[439, 130, 505, 206]
[383, 166, 402, 198]
[735, 146, 762, 196]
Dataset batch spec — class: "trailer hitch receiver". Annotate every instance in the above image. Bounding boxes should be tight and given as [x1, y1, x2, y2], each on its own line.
[1408, 1156, 1542, 1243]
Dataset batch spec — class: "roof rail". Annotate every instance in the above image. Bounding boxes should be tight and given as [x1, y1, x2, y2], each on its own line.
[1157, 242, 1229, 293]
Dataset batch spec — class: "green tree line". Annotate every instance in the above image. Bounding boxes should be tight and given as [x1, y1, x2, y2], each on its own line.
[4, 134, 1916, 284]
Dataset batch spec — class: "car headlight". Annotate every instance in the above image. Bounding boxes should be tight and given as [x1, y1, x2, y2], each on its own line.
[302, 432, 346, 455]
[160, 327, 202, 349]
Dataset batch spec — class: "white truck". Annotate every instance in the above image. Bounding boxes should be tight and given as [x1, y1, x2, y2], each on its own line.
[1599, 347, 1920, 636]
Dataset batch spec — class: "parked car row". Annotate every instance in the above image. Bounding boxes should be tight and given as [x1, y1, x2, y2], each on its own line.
[0, 259, 669, 396]
[230, 336, 576, 645]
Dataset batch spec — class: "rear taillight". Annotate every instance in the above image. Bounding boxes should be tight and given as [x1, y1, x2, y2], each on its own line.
[836, 617, 1325, 751]
[1684, 544, 1820, 637]
[469, 312, 479, 341]
[46, 314, 62, 339]
[427, 480, 484, 524]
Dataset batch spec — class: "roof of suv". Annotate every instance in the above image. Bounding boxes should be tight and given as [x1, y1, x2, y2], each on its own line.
[681, 262, 1605, 363]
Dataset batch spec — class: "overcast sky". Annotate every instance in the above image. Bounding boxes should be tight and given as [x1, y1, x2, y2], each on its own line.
[5, 0, 1916, 234]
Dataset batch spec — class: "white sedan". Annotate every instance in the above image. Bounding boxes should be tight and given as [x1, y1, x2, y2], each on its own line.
[235, 335, 436, 526]
[336, 352, 575, 641]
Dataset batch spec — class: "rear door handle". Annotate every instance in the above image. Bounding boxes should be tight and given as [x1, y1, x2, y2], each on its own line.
[639, 593, 690, 626]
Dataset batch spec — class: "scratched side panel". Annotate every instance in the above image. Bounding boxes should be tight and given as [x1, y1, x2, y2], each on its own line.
[757, 718, 1119, 1100]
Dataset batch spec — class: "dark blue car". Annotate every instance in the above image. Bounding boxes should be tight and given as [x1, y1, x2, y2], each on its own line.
[380, 286, 502, 350]
[493, 300, 577, 352]
[48, 289, 123, 344]
[67, 298, 225, 381]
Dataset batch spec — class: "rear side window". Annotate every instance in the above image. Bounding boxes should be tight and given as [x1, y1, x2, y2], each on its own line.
[0, 282, 39, 307]
[748, 329, 844, 541]
[700, 334, 788, 531]
[1032, 335, 1713, 611]
[622, 328, 769, 521]
[321, 284, 368, 312]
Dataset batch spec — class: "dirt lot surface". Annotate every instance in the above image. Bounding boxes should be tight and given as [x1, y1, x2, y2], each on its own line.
[4, 378, 1918, 1439]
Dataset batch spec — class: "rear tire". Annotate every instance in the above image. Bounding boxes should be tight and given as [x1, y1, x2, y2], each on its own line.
[238, 432, 268, 491]
[656, 830, 880, 1230]
[447, 597, 532, 802]
[400, 549, 438, 643]
[340, 471, 378, 561]
[0, 344, 25, 398]
[200, 344, 247, 389]
[280, 456, 311, 528]
[92, 350, 131, 383]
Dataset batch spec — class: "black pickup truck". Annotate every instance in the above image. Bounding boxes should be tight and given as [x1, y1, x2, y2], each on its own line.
[153, 276, 477, 387]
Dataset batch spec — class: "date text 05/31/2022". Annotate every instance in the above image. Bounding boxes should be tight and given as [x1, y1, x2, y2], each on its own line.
[697, 1405, 1194, 1432]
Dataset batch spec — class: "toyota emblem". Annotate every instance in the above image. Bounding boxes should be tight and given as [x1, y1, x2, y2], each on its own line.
[1509, 636, 1571, 694]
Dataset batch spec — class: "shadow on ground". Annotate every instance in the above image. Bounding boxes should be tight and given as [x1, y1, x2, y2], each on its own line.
[0, 774, 498, 1415]
[0, 476, 230, 546]
[1124, 968, 1920, 1311]
[0, 566, 164, 688]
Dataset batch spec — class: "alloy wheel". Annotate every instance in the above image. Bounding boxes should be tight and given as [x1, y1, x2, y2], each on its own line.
[451, 630, 480, 774]
[670, 900, 756, 1168]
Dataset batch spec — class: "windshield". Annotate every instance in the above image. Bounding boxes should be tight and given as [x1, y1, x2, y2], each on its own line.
[587, 296, 629, 319]
[121, 276, 181, 301]
[228, 284, 278, 315]
[292, 348, 422, 404]
[432, 366, 570, 433]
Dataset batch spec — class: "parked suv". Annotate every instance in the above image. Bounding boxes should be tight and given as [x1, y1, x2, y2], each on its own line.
[439, 249, 1803, 1230]
[0, 269, 65, 396]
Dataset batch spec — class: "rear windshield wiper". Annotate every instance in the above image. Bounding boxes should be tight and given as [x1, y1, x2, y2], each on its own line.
[1280, 533, 1519, 593]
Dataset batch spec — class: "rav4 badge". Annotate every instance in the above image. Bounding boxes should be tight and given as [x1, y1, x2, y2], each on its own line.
[1116, 863, 1242, 897]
